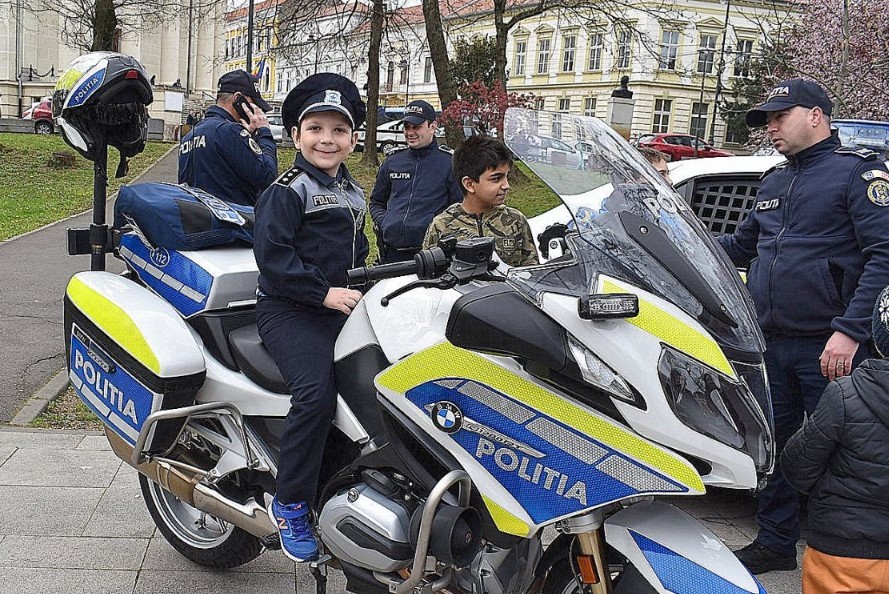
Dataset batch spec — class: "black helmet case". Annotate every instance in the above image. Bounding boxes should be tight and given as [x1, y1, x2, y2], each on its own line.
[53, 52, 153, 175]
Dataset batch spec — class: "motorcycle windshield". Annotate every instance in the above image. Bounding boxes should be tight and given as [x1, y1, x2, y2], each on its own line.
[503, 109, 773, 471]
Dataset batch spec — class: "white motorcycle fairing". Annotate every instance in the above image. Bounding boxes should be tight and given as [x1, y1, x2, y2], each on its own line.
[605, 500, 765, 594]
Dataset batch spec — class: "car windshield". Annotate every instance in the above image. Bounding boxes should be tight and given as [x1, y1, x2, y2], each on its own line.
[503, 108, 764, 357]
[833, 120, 889, 160]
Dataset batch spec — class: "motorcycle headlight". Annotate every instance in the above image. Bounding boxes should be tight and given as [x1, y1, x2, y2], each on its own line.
[657, 346, 774, 473]
[568, 335, 639, 406]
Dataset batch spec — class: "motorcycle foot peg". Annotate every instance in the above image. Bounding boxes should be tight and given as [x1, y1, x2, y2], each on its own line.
[259, 532, 281, 550]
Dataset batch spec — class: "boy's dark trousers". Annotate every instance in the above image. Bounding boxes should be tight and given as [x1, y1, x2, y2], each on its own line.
[256, 296, 347, 506]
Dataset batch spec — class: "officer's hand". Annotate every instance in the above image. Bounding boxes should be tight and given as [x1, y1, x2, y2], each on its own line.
[323, 288, 363, 315]
[819, 331, 860, 380]
[240, 99, 270, 134]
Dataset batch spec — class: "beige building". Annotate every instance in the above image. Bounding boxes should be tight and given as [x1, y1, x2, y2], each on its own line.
[0, 0, 226, 123]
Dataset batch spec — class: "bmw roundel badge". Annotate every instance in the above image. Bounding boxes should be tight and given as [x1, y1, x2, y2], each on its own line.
[431, 401, 463, 434]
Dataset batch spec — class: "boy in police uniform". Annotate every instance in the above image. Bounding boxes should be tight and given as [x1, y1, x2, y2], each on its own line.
[423, 135, 538, 267]
[252, 73, 368, 562]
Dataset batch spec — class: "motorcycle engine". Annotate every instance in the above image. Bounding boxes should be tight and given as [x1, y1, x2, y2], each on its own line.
[318, 478, 416, 573]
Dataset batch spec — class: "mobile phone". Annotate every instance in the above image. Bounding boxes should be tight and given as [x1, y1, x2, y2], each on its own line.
[233, 95, 253, 121]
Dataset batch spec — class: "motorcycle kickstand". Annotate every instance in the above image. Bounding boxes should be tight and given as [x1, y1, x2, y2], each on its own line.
[309, 554, 332, 594]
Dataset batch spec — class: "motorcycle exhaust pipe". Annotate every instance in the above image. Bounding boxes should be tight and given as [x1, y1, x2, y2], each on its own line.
[105, 428, 276, 538]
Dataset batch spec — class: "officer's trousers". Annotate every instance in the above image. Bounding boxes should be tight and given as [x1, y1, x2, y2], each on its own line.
[256, 296, 346, 506]
[756, 334, 869, 557]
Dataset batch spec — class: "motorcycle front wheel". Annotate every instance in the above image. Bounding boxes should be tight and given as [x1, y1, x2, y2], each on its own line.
[542, 559, 658, 594]
[139, 474, 264, 568]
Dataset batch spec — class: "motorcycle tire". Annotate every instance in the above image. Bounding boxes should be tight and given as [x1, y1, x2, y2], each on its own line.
[541, 559, 658, 594]
[139, 474, 264, 569]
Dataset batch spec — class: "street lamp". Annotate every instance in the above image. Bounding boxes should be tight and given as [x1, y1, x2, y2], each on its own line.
[308, 34, 321, 74]
[399, 58, 410, 106]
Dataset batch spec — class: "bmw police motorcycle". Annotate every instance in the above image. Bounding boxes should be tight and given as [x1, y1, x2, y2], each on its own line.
[59, 51, 773, 593]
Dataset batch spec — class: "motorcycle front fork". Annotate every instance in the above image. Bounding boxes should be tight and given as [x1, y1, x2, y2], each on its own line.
[556, 511, 613, 594]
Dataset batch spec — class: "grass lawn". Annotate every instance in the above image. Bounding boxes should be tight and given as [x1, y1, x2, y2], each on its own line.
[0, 133, 173, 241]
[279, 148, 560, 263]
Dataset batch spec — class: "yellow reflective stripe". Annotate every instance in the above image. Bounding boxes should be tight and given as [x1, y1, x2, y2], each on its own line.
[738, 270, 747, 284]
[67, 276, 160, 374]
[377, 342, 703, 492]
[601, 279, 736, 379]
[481, 495, 530, 536]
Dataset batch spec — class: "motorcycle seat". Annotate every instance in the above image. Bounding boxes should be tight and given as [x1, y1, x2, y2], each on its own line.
[228, 325, 289, 394]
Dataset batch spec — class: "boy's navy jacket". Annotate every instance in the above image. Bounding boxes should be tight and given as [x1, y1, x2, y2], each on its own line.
[178, 105, 278, 206]
[254, 153, 368, 307]
[718, 135, 889, 343]
[369, 140, 462, 251]
[780, 358, 889, 558]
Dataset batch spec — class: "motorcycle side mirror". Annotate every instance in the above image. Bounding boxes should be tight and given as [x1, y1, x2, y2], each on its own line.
[578, 293, 639, 320]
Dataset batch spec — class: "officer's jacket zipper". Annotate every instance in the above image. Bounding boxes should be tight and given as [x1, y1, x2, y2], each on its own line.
[335, 178, 360, 268]
[400, 150, 421, 248]
[767, 161, 799, 329]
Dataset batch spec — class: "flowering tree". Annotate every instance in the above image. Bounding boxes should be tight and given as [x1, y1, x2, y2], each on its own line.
[784, 0, 889, 119]
[439, 80, 534, 140]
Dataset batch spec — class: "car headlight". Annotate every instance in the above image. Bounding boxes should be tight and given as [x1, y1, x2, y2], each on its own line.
[567, 335, 639, 406]
[657, 346, 773, 472]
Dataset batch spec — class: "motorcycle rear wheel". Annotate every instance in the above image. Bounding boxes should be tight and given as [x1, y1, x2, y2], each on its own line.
[139, 474, 264, 568]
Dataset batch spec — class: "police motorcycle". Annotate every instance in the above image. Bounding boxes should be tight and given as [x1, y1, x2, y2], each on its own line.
[61, 56, 773, 594]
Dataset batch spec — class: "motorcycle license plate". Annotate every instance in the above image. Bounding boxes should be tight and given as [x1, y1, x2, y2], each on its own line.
[68, 323, 161, 446]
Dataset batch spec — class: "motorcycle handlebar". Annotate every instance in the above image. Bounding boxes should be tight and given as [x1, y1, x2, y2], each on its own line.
[347, 246, 449, 287]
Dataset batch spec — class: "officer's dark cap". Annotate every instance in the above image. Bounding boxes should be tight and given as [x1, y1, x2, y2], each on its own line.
[402, 100, 436, 125]
[746, 78, 833, 128]
[282, 73, 366, 135]
[217, 70, 271, 112]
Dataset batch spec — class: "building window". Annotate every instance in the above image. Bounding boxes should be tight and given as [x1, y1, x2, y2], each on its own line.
[659, 30, 679, 70]
[537, 37, 551, 75]
[562, 35, 576, 72]
[386, 61, 394, 92]
[514, 40, 527, 75]
[400, 61, 408, 85]
[616, 29, 631, 70]
[225, 40, 230, 59]
[552, 113, 562, 139]
[697, 34, 717, 74]
[559, 97, 571, 112]
[587, 32, 603, 71]
[690, 102, 709, 138]
[534, 96, 546, 110]
[734, 39, 754, 77]
[424, 57, 433, 83]
[276, 69, 283, 92]
[584, 97, 597, 117]
[652, 98, 672, 133]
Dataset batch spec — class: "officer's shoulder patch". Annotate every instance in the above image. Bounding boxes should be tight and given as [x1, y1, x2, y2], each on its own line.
[239, 129, 251, 138]
[862, 169, 889, 182]
[438, 144, 454, 154]
[276, 167, 306, 187]
[248, 137, 262, 155]
[867, 179, 889, 207]
[836, 146, 878, 160]
[760, 159, 789, 180]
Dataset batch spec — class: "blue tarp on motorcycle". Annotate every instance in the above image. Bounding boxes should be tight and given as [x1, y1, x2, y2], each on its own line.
[114, 182, 254, 250]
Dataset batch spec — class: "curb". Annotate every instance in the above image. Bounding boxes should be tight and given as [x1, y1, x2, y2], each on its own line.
[9, 368, 70, 426]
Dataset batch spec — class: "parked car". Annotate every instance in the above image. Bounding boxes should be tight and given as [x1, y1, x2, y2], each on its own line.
[528, 154, 784, 259]
[266, 113, 285, 143]
[833, 119, 889, 161]
[636, 133, 733, 161]
[511, 135, 583, 168]
[22, 99, 54, 134]
[356, 119, 444, 153]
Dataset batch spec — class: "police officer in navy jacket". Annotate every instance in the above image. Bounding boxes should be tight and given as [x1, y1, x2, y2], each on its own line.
[178, 70, 278, 206]
[719, 78, 889, 575]
[369, 100, 462, 263]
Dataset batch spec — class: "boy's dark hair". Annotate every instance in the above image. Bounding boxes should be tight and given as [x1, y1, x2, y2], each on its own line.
[638, 146, 669, 164]
[453, 135, 513, 192]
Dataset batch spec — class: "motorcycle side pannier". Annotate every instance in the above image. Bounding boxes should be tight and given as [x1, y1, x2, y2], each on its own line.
[64, 271, 206, 455]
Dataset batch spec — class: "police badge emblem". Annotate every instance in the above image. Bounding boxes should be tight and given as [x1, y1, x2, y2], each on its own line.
[248, 137, 263, 155]
[867, 179, 889, 207]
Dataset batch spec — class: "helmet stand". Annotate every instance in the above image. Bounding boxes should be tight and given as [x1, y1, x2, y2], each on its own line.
[67, 130, 116, 271]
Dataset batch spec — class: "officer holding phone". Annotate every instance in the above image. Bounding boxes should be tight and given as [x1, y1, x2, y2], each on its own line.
[178, 70, 278, 206]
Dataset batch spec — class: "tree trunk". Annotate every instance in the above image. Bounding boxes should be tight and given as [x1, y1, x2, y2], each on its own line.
[91, 0, 118, 52]
[359, 0, 385, 167]
[493, 0, 509, 86]
[422, 0, 464, 148]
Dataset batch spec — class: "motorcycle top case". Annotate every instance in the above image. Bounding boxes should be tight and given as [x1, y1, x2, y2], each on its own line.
[114, 182, 254, 250]
[64, 271, 206, 453]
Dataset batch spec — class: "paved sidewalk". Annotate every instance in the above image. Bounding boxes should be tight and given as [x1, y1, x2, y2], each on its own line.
[0, 427, 803, 594]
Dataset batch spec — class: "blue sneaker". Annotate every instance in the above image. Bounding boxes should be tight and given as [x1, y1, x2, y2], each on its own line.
[268, 497, 319, 562]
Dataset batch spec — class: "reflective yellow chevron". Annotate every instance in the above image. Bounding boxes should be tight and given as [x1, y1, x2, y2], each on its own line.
[67, 275, 160, 374]
[377, 342, 704, 496]
[600, 277, 736, 379]
[482, 495, 530, 536]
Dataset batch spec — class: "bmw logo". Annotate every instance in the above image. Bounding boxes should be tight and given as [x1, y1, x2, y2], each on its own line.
[431, 401, 463, 434]
[150, 247, 171, 268]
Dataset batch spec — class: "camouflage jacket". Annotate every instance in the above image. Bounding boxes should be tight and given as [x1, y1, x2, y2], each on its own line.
[423, 203, 539, 267]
